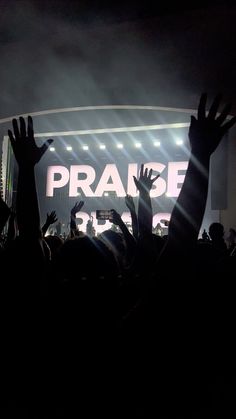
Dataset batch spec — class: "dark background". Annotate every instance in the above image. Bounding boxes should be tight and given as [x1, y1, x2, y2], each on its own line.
[0, 0, 235, 119]
[0, 0, 234, 226]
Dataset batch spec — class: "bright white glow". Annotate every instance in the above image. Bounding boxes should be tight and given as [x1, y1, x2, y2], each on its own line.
[13, 123, 190, 138]
[135, 142, 142, 148]
[104, 192, 109, 196]
[95, 164, 126, 197]
[82, 145, 89, 150]
[117, 143, 123, 149]
[77, 192, 81, 196]
[46, 166, 70, 197]
[99, 144, 106, 150]
[176, 139, 183, 146]
[69, 165, 96, 197]
[127, 163, 138, 196]
[154, 141, 161, 147]
[46, 161, 188, 199]
[49, 147, 55, 151]
[75, 211, 172, 234]
[166, 161, 188, 197]
[66, 146, 72, 151]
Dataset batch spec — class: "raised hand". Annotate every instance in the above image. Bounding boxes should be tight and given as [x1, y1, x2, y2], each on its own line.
[109, 209, 122, 226]
[125, 194, 135, 212]
[46, 210, 58, 225]
[71, 201, 84, 217]
[189, 94, 236, 156]
[125, 194, 138, 239]
[133, 164, 160, 194]
[8, 116, 53, 167]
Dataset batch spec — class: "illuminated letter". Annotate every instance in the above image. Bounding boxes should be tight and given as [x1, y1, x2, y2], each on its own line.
[46, 166, 69, 197]
[167, 161, 188, 197]
[127, 163, 138, 197]
[69, 165, 95, 197]
[95, 164, 126, 197]
[153, 212, 171, 228]
[76, 211, 90, 232]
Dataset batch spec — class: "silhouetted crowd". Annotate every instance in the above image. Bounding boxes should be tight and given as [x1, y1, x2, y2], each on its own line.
[0, 95, 236, 417]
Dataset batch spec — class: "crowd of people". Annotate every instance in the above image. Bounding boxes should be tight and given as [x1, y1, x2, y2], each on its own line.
[0, 94, 236, 417]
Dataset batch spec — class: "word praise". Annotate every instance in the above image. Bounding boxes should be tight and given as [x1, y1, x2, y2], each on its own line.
[46, 161, 188, 198]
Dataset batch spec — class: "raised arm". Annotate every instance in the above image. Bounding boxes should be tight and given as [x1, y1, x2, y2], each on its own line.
[133, 164, 159, 240]
[70, 201, 84, 237]
[109, 208, 136, 266]
[164, 94, 236, 252]
[125, 194, 139, 240]
[0, 195, 10, 236]
[8, 116, 53, 241]
[42, 210, 58, 237]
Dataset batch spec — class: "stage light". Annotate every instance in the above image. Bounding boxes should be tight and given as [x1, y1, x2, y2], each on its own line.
[175, 139, 183, 146]
[165, 192, 171, 197]
[49, 146, 55, 151]
[154, 141, 161, 147]
[135, 142, 142, 148]
[66, 146, 73, 151]
[104, 192, 109, 196]
[117, 143, 123, 149]
[82, 145, 89, 150]
[99, 144, 106, 150]
[77, 192, 81, 196]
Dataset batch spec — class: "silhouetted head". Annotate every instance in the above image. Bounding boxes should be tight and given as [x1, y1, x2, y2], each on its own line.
[209, 222, 224, 241]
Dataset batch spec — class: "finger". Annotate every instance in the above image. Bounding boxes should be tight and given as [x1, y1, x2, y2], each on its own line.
[140, 164, 144, 178]
[144, 167, 148, 178]
[190, 115, 197, 126]
[216, 103, 231, 125]
[152, 174, 160, 183]
[12, 119, 20, 139]
[40, 139, 54, 157]
[27, 116, 34, 138]
[8, 129, 16, 149]
[221, 116, 236, 134]
[198, 93, 207, 121]
[133, 176, 138, 188]
[8, 129, 14, 141]
[20, 117, 26, 138]
[208, 94, 222, 120]
[148, 168, 153, 179]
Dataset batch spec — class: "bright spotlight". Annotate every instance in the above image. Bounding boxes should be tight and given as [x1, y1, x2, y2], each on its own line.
[99, 144, 106, 150]
[49, 146, 55, 151]
[176, 139, 183, 146]
[135, 142, 142, 148]
[154, 141, 161, 147]
[104, 192, 109, 196]
[82, 145, 89, 150]
[117, 143, 123, 149]
[66, 146, 73, 151]
[165, 192, 171, 197]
